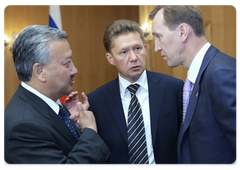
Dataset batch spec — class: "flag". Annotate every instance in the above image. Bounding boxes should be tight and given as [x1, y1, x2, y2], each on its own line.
[49, 5, 66, 104]
[49, 5, 62, 30]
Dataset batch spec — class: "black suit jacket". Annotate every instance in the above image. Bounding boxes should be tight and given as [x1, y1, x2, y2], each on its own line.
[5, 84, 110, 164]
[177, 46, 236, 163]
[88, 70, 183, 163]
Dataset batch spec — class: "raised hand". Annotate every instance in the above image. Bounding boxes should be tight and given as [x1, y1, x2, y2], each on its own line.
[64, 91, 97, 132]
[65, 91, 90, 122]
[75, 102, 97, 132]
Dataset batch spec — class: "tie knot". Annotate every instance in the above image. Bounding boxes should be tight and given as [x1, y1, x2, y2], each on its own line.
[58, 104, 67, 116]
[127, 84, 140, 96]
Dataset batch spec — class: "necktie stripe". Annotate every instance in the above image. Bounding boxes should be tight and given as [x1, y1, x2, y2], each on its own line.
[128, 100, 140, 117]
[127, 112, 143, 133]
[139, 152, 149, 164]
[129, 139, 146, 161]
[183, 78, 193, 123]
[131, 145, 147, 164]
[127, 84, 149, 164]
[127, 107, 141, 126]
[128, 130, 145, 153]
[128, 123, 144, 143]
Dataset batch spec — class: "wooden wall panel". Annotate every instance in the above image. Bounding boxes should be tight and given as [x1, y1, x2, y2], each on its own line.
[4, 5, 139, 108]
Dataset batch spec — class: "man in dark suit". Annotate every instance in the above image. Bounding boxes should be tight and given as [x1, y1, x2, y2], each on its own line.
[5, 25, 110, 163]
[150, 6, 236, 163]
[77, 19, 183, 164]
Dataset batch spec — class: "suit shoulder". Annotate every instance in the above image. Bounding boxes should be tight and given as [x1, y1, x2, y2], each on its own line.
[148, 71, 183, 85]
[211, 52, 236, 69]
[88, 78, 118, 97]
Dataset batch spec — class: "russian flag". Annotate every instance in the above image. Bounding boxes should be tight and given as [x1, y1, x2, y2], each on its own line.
[49, 5, 62, 30]
[49, 5, 66, 103]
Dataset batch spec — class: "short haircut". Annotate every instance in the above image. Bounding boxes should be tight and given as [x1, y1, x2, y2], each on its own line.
[149, 5, 205, 37]
[12, 25, 68, 81]
[103, 19, 144, 53]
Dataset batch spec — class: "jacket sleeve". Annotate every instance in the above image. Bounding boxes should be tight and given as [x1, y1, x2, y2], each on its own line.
[209, 66, 236, 153]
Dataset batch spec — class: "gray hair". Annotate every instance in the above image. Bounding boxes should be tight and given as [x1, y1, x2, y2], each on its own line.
[12, 25, 68, 81]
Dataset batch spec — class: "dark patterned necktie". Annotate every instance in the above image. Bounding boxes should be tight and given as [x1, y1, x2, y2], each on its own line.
[127, 84, 149, 164]
[58, 105, 80, 140]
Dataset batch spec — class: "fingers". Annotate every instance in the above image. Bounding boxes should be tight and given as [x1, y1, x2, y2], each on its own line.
[76, 102, 84, 125]
[76, 102, 97, 132]
[64, 91, 78, 102]
[81, 92, 90, 110]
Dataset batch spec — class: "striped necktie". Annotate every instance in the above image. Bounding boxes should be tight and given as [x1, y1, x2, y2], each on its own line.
[127, 84, 149, 164]
[58, 105, 80, 140]
[182, 78, 193, 123]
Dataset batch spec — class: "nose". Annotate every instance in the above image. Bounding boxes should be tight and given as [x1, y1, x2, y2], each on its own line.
[129, 50, 137, 62]
[154, 39, 162, 52]
[70, 61, 78, 75]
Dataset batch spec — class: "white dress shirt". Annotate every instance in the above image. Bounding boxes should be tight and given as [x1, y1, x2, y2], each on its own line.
[187, 42, 211, 86]
[119, 70, 156, 164]
[21, 82, 62, 115]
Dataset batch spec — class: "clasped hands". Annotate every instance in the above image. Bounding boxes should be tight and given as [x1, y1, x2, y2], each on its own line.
[64, 91, 97, 133]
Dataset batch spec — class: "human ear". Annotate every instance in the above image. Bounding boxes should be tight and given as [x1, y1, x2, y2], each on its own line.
[32, 63, 46, 82]
[179, 23, 189, 42]
[106, 53, 115, 66]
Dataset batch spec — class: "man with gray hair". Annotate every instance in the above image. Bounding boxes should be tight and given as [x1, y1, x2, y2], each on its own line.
[4, 25, 110, 163]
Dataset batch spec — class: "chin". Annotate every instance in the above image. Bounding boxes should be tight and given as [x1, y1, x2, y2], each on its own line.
[167, 62, 178, 68]
[65, 86, 73, 95]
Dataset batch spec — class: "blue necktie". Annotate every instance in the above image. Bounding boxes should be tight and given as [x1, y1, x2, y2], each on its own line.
[58, 105, 80, 140]
[127, 84, 149, 164]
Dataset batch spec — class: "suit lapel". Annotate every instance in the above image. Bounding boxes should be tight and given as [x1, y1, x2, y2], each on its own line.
[18, 85, 78, 145]
[178, 46, 219, 142]
[104, 78, 128, 144]
[147, 71, 165, 146]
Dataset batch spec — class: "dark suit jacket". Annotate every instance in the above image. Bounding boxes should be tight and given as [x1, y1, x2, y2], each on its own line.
[177, 45, 236, 163]
[5, 85, 110, 164]
[88, 70, 183, 163]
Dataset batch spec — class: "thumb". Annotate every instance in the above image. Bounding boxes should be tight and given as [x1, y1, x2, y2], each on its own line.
[77, 102, 84, 113]
[76, 102, 84, 124]
[81, 92, 90, 110]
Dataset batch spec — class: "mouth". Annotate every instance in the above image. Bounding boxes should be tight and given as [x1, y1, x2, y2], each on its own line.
[69, 75, 75, 85]
[161, 55, 167, 61]
[130, 65, 140, 70]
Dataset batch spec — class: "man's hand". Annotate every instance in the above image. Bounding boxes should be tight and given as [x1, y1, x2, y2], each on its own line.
[65, 91, 90, 111]
[65, 91, 97, 132]
[65, 91, 90, 122]
[76, 102, 97, 132]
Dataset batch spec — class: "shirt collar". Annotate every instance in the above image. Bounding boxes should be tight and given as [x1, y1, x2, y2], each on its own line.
[21, 82, 61, 114]
[119, 70, 148, 97]
[188, 42, 211, 84]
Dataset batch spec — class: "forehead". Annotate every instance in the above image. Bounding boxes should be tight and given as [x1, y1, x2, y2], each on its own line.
[49, 39, 72, 60]
[111, 32, 143, 49]
[152, 8, 167, 34]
